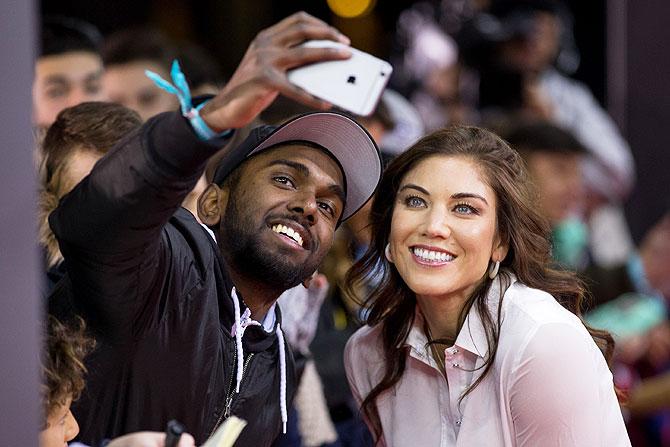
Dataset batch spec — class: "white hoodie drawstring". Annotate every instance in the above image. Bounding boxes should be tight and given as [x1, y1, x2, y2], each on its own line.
[276, 323, 288, 434]
[230, 287, 287, 434]
[231, 287, 245, 393]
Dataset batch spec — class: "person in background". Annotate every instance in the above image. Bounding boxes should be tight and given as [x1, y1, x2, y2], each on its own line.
[503, 121, 588, 269]
[504, 122, 670, 307]
[101, 28, 178, 121]
[41, 316, 195, 447]
[477, 0, 636, 267]
[393, 3, 476, 131]
[101, 29, 216, 219]
[33, 16, 106, 131]
[39, 102, 142, 292]
[176, 42, 227, 96]
[344, 126, 629, 446]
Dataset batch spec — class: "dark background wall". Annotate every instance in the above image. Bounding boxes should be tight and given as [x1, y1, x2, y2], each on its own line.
[623, 0, 670, 242]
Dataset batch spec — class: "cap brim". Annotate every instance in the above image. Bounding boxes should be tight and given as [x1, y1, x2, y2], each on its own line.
[249, 112, 381, 221]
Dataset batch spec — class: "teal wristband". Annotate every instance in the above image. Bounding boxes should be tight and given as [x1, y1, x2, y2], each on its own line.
[145, 60, 231, 141]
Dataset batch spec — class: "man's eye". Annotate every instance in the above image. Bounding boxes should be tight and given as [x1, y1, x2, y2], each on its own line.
[138, 91, 158, 107]
[85, 82, 102, 95]
[318, 202, 335, 217]
[273, 176, 295, 188]
[46, 87, 67, 99]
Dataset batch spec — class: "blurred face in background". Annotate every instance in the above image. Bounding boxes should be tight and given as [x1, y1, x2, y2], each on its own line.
[499, 11, 561, 75]
[33, 51, 105, 128]
[525, 150, 584, 225]
[103, 60, 178, 121]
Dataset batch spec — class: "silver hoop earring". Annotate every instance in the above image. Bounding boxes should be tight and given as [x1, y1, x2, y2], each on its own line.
[488, 260, 500, 279]
[385, 243, 394, 263]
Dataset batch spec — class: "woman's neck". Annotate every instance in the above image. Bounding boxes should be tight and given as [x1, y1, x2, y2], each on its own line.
[416, 287, 476, 342]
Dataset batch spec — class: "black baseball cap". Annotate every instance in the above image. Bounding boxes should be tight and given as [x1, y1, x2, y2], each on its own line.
[212, 111, 382, 221]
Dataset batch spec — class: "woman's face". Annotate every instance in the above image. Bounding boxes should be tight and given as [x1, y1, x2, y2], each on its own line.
[388, 155, 504, 302]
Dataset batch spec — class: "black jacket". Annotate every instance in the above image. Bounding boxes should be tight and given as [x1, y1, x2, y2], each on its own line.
[49, 111, 297, 446]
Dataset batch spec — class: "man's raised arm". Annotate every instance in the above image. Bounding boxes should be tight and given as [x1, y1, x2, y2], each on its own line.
[51, 12, 351, 254]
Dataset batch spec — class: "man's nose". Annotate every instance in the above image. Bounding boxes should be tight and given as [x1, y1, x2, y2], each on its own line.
[289, 191, 318, 224]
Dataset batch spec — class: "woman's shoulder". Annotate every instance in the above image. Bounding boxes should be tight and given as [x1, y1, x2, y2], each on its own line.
[503, 280, 584, 328]
[345, 324, 384, 360]
[500, 281, 601, 361]
[344, 324, 386, 394]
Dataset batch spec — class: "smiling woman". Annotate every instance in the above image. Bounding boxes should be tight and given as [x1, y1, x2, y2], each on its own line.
[343, 126, 631, 446]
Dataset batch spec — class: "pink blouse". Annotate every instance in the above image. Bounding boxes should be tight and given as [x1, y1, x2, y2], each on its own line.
[345, 275, 631, 446]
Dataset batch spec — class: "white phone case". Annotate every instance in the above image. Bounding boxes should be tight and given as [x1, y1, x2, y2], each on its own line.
[287, 40, 393, 116]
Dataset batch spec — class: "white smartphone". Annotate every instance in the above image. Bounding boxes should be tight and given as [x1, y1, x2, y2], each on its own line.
[287, 40, 393, 116]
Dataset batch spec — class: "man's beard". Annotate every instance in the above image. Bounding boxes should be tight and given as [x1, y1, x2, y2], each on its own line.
[218, 196, 317, 291]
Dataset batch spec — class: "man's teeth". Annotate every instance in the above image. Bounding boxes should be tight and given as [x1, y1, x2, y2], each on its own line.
[412, 247, 455, 262]
[271, 224, 303, 247]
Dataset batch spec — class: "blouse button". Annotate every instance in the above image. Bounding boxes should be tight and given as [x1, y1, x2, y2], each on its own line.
[452, 362, 459, 368]
[455, 419, 462, 426]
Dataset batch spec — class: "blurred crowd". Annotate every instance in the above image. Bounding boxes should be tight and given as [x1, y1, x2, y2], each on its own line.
[33, 1, 669, 446]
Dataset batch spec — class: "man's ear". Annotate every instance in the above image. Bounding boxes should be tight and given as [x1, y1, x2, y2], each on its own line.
[197, 183, 227, 227]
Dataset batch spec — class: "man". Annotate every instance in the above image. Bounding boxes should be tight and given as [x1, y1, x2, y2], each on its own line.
[33, 17, 106, 130]
[49, 12, 381, 447]
[101, 28, 179, 121]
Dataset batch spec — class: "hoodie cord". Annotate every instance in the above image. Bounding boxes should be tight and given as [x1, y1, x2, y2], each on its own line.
[231, 287, 244, 393]
[230, 288, 286, 433]
[276, 323, 288, 434]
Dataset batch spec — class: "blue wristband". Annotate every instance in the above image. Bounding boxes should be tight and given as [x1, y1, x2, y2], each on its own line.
[145, 60, 231, 141]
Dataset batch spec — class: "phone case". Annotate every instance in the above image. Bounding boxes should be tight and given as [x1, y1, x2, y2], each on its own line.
[287, 40, 393, 116]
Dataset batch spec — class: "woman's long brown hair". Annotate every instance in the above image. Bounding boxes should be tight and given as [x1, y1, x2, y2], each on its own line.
[345, 126, 614, 442]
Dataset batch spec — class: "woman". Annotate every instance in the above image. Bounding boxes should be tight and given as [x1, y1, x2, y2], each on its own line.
[344, 126, 630, 446]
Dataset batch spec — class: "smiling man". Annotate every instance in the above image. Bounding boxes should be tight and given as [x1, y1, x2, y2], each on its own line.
[48, 12, 381, 447]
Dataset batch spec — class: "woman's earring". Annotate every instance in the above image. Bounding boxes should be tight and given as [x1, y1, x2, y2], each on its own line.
[385, 243, 394, 263]
[488, 260, 500, 279]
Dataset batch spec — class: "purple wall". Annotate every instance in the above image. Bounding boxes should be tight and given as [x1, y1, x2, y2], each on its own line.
[0, 0, 41, 445]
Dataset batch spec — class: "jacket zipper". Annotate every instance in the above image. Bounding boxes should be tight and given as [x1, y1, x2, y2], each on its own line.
[207, 351, 255, 440]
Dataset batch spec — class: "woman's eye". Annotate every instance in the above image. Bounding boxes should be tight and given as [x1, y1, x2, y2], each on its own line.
[404, 196, 426, 208]
[454, 203, 478, 215]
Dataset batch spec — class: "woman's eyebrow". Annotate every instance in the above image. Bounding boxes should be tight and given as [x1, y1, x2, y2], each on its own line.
[451, 192, 488, 205]
[399, 184, 430, 195]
